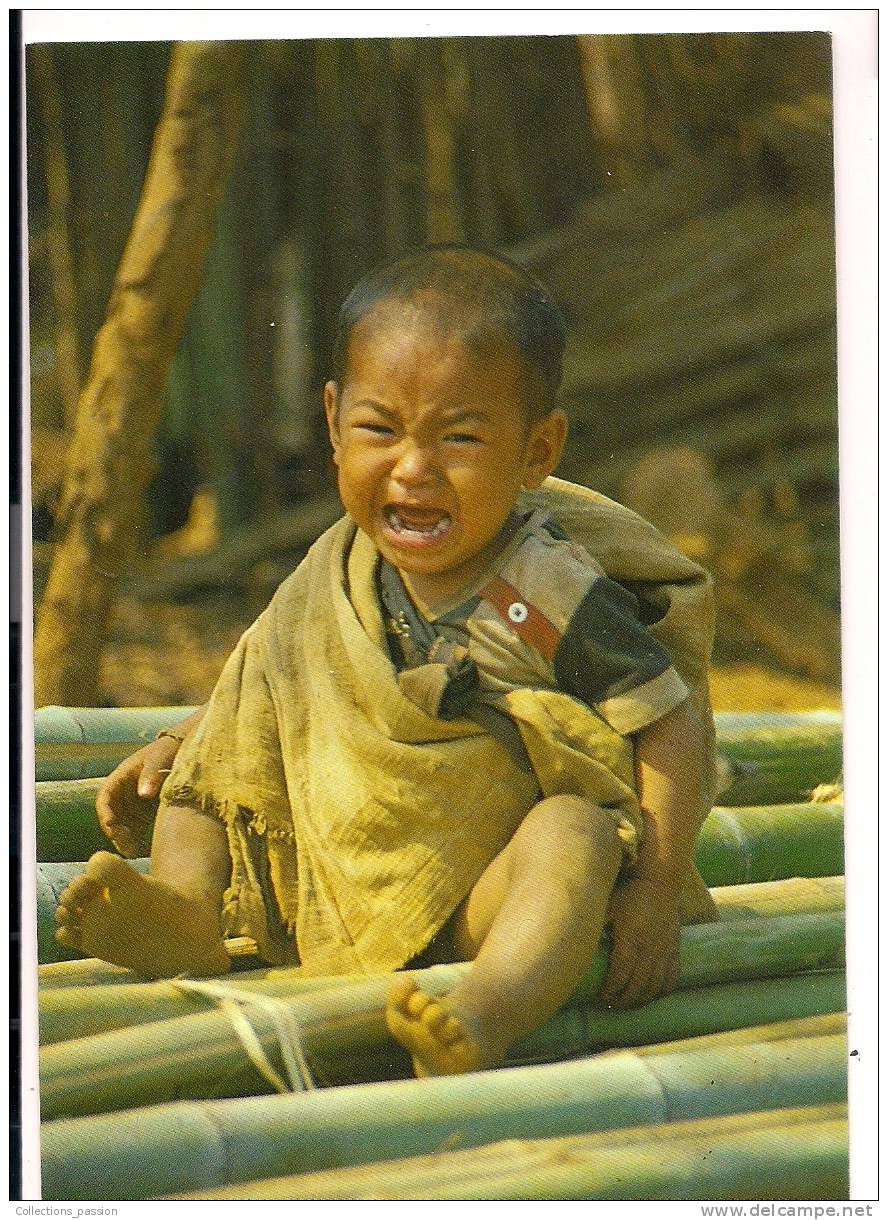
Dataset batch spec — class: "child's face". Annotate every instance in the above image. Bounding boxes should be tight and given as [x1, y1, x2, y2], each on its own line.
[325, 317, 566, 606]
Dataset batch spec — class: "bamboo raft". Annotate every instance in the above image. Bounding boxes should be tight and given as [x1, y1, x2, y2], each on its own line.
[33, 706, 848, 1201]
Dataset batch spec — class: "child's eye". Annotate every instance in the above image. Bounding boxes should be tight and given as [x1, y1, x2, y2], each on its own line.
[446, 432, 482, 445]
[354, 422, 395, 437]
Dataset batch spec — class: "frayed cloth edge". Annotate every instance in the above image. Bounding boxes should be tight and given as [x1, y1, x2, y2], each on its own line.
[161, 782, 296, 845]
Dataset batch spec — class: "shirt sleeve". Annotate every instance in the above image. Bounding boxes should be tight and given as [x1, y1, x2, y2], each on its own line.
[552, 574, 689, 735]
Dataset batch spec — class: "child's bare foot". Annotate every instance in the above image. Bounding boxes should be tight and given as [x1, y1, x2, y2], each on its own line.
[386, 976, 501, 1077]
[54, 851, 230, 979]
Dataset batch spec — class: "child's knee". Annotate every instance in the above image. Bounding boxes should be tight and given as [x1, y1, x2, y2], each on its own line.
[520, 795, 623, 867]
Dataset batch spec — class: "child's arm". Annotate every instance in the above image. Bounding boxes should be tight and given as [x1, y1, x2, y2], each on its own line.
[600, 695, 708, 1009]
[96, 704, 208, 857]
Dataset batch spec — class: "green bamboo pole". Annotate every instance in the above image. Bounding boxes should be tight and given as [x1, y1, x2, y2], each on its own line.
[38, 957, 148, 991]
[511, 971, 844, 1064]
[35, 706, 198, 781]
[335, 1011, 849, 1100]
[38, 967, 360, 1045]
[37, 904, 844, 1045]
[34, 874, 844, 996]
[715, 711, 842, 806]
[35, 778, 107, 861]
[34, 708, 842, 801]
[36, 936, 258, 991]
[694, 801, 844, 885]
[173, 1102, 848, 1200]
[598, 1011, 845, 1059]
[713, 874, 843, 920]
[39, 917, 844, 1117]
[39, 1031, 848, 1200]
[35, 797, 845, 965]
[33, 792, 841, 893]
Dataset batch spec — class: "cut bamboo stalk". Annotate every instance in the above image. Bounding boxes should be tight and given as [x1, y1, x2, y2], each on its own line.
[36, 936, 258, 991]
[172, 1101, 848, 1200]
[34, 706, 199, 781]
[38, 966, 363, 1045]
[38, 919, 844, 1116]
[37, 874, 844, 1046]
[512, 971, 844, 1064]
[713, 874, 843, 920]
[33, 709, 844, 807]
[39, 907, 844, 1049]
[35, 778, 107, 861]
[596, 1011, 845, 1059]
[38, 957, 153, 990]
[694, 802, 843, 884]
[35, 874, 842, 993]
[35, 795, 845, 965]
[39, 1031, 848, 1200]
[34, 786, 842, 878]
[37, 909, 843, 1048]
[34, 706, 838, 744]
[714, 711, 842, 806]
[227, 1011, 849, 1109]
[38, 873, 844, 1034]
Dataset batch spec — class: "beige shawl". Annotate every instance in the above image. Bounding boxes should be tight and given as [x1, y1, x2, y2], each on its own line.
[161, 477, 715, 974]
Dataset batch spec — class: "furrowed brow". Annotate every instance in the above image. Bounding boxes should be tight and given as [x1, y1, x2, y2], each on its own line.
[439, 409, 490, 427]
[349, 399, 398, 420]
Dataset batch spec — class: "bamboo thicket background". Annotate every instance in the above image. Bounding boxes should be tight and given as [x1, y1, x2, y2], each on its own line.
[26, 33, 841, 708]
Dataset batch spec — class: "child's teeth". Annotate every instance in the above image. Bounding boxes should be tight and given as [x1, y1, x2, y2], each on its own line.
[387, 509, 451, 538]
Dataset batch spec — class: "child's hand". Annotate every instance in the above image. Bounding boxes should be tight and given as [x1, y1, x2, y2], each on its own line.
[95, 736, 182, 858]
[601, 876, 682, 1009]
[96, 706, 206, 857]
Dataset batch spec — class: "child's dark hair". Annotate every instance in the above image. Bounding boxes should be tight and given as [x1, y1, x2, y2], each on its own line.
[331, 245, 567, 419]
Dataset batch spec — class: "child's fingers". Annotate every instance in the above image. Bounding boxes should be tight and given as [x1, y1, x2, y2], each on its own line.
[604, 953, 651, 1008]
[606, 964, 656, 1009]
[136, 769, 165, 799]
[600, 936, 639, 1004]
[106, 824, 148, 860]
[137, 738, 183, 797]
[96, 757, 138, 819]
[618, 954, 675, 1009]
[602, 940, 679, 1009]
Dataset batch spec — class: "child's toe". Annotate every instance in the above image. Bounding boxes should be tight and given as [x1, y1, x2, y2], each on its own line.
[54, 902, 78, 927]
[420, 1003, 449, 1035]
[56, 873, 100, 915]
[404, 989, 433, 1020]
[439, 1015, 464, 1044]
[54, 923, 81, 948]
[84, 851, 134, 889]
[387, 976, 419, 1015]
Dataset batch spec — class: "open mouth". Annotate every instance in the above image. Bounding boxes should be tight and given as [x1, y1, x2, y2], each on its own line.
[384, 506, 453, 541]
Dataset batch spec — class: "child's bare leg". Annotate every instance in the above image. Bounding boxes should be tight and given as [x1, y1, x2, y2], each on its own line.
[54, 804, 231, 978]
[387, 795, 622, 1075]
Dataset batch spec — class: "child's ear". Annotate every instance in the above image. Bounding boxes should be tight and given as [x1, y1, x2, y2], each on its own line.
[522, 409, 567, 489]
[324, 380, 341, 466]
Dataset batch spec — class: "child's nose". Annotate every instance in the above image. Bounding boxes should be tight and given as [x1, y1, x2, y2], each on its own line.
[391, 440, 439, 486]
